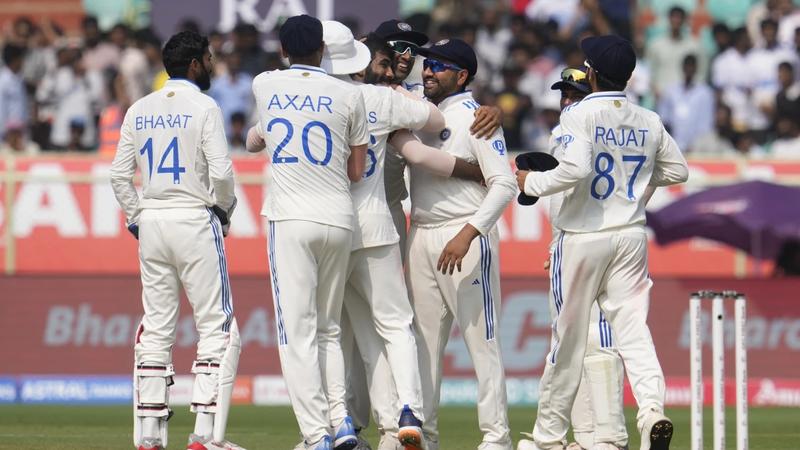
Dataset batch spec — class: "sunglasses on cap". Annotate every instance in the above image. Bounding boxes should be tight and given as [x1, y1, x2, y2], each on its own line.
[387, 40, 419, 56]
[561, 67, 586, 83]
[423, 58, 465, 73]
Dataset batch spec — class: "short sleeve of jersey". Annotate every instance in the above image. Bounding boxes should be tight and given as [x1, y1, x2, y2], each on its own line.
[387, 89, 431, 132]
[348, 88, 369, 147]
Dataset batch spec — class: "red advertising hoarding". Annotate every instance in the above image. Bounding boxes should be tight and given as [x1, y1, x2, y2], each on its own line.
[2, 157, 796, 277]
[3, 275, 799, 381]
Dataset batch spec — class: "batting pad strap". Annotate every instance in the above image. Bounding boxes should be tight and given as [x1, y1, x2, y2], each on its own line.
[191, 401, 218, 414]
[191, 360, 221, 375]
[136, 364, 176, 379]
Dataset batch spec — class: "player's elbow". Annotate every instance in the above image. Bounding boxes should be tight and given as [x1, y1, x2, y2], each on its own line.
[348, 144, 367, 182]
[488, 175, 517, 202]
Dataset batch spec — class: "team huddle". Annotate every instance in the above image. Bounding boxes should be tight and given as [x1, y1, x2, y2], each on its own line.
[110, 12, 689, 450]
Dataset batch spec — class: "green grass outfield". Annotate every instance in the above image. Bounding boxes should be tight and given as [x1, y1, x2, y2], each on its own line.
[0, 405, 797, 449]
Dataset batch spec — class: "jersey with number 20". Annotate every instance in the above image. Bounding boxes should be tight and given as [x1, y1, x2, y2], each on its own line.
[253, 65, 369, 231]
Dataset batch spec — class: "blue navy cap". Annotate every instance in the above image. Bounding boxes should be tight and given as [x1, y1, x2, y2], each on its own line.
[374, 19, 429, 46]
[279, 14, 323, 57]
[515, 152, 559, 206]
[581, 35, 636, 84]
[418, 38, 478, 77]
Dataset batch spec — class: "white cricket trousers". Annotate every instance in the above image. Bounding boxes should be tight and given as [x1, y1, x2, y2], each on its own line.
[267, 220, 352, 444]
[136, 207, 233, 366]
[342, 244, 423, 425]
[407, 224, 511, 450]
[533, 227, 665, 447]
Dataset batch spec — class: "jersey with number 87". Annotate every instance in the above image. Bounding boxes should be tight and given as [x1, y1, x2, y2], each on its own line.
[523, 92, 688, 233]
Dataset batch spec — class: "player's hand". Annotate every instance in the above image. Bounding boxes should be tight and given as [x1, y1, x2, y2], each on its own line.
[127, 223, 139, 240]
[470, 106, 502, 139]
[515, 169, 530, 191]
[437, 224, 480, 275]
[543, 257, 550, 271]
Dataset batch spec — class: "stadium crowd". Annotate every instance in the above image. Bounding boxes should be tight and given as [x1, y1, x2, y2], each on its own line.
[1, 0, 800, 158]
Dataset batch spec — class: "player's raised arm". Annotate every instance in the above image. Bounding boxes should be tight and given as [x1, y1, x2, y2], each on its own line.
[201, 106, 236, 212]
[523, 108, 593, 197]
[649, 125, 689, 187]
[389, 130, 483, 181]
[110, 109, 141, 233]
[467, 130, 516, 236]
[391, 84, 445, 132]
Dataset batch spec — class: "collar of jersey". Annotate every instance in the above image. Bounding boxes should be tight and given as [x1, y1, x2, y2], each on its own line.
[289, 64, 327, 74]
[165, 78, 201, 91]
[582, 91, 626, 102]
[434, 90, 473, 109]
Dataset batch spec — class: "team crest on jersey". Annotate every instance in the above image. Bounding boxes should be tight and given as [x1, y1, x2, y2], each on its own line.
[561, 134, 574, 148]
[436, 39, 449, 46]
[440, 128, 451, 141]
[492, 140, 505, 155]
[398, 22, 411, 31]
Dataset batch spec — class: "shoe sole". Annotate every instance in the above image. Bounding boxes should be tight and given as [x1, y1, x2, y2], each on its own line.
[333, 437, 357, 450]
[648, 419, 673, 450]
[398, 427, 422, 450]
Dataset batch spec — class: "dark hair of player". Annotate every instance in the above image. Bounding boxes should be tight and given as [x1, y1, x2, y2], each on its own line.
[362, 32, 393, 59]
[162, 31, 209, 79]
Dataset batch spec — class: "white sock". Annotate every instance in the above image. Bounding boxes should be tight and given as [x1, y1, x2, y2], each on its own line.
[142, 417, 160, 438]
[194, 412, 215, 437]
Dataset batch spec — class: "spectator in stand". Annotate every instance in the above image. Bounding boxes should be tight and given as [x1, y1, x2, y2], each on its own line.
[208, 29, 229, 76]
[711, 22, 733, 55]
[776, 0, 800, 46]
[775, 61, 800, 122]
[209, 51, 254, 135]
[712, 28, 757, 134]
[81, 15, 120, 73]
[494, 63, 532, 149]
[0, 43, 28, 140]
[119, 29, 163, 103]
[690, 103, 738, 155]
[232, 23, 268, 77]
[646, 6, 708, 98]
[0, 120, 39, 155]
[747, 18, 798, 137]
[228, 111, 247, 153]
[21, 21, 59, 91]
[770, 116, 800, 158]
[98, 70, 129, 157]
[36, 47, 102, 150]
[659, 54, 714, 151]
[476, 5, 513, 86]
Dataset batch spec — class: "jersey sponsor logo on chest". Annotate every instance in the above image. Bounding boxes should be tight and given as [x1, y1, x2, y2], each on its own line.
[267, 94, 334, 113]
[594, 126, 649, 147]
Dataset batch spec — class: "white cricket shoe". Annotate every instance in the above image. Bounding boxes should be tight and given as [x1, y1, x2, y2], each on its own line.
[566, 443, 585, 450]
[138, 437, 164, 450]
[186, 433, 246, 450]
[589, 444, 624, 450]
[638, 410, 673, 450]
[517, 433, 563, 450]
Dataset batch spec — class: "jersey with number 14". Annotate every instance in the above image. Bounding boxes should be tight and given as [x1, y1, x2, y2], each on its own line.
[112, 78, 235, 223]
[253, 65, 369, 230]
[533, 91, 687, 233]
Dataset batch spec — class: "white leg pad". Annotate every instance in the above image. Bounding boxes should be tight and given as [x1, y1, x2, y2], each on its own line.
[584, 353, 628, 448]
[189, 319, 241, 443]
[133, 362, 174, 447]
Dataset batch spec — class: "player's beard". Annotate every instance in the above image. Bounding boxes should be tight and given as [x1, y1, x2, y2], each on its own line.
[196, 65, 212, 91]
[363, 66, 384, 85]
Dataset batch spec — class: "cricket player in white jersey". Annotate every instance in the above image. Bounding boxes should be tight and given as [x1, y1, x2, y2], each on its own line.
[110, 31, 243, 450]
[316, 23, 486, 450]
[373, 20, 502, 256]
[515, 36, 689, 450]
[543, 67, 627, 450]
[250, 15, 368, 450]
[406, 39, 517, 450]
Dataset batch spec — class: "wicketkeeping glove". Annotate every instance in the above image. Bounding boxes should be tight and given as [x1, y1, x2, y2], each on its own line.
[211, 197, 237, 237]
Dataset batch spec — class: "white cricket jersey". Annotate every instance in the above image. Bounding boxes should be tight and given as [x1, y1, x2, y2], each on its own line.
[384, 81, 426, 208]
[252, 65, 369, 230]
[524, 91, 689, 233]
[349, 81, 431, 249]
[110, 79, 235, 225]
[410, 91, 516, 234]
